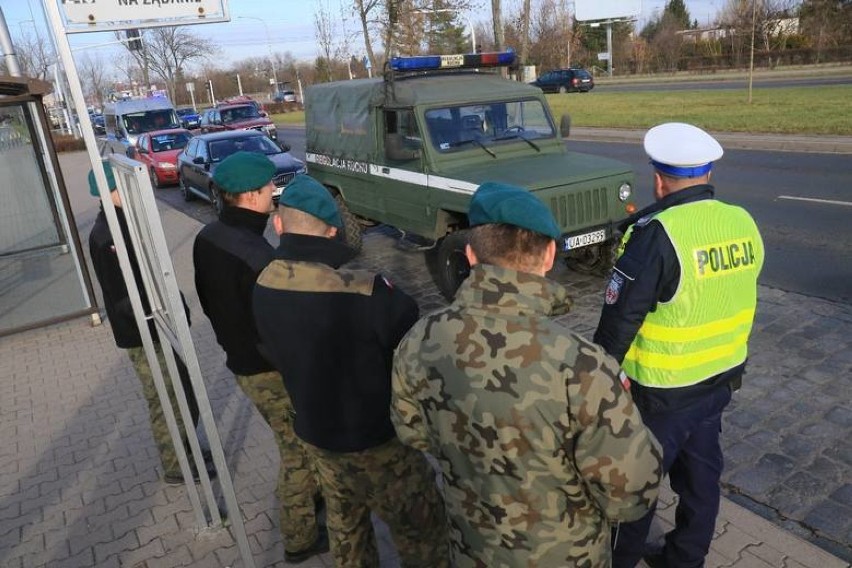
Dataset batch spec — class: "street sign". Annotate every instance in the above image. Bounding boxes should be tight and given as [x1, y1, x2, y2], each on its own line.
[60, 0, 229, 32]
[598, 52, 610, 61]
[364, 56, 372, 70]
[186, 82, 195, 93]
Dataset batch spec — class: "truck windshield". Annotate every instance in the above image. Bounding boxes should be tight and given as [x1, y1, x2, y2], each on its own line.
[424, 99, 555, 152]
[220, 105, 262, 124]
[122, 109, 180, 134]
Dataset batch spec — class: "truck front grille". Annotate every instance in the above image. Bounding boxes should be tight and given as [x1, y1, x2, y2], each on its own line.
[549, 187, 608, 228]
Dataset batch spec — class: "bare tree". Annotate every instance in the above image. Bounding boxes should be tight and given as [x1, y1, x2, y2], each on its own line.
[117, 26, 216, 102]
[492, 0, 505, 50]
[12, 29, 53, 80]
[315, 0, 338, 81]
[528, 0, 574, 70]
[353, 0, 382, 69]
[78, 52, 111, 108]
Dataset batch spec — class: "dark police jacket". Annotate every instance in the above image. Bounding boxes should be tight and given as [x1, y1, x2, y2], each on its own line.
[193, 206, 275, 376]
[89, 205, 190, 348]
[253, 233, 419, 453]
[593, 185, 745, 413]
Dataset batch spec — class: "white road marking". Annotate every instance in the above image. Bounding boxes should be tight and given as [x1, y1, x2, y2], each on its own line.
[777, 195, 852, 207]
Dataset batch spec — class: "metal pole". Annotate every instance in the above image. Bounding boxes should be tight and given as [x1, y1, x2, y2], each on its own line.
[0, 8, 22, 76]
[237, 73, 243, 96]
[607, 21, 613, 77]
[748, 0, 757, 104]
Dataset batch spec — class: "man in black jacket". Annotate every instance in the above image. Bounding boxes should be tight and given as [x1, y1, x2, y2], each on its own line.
[88, 161, 206, 485]
[253, 175, 448, 568]
[192, 152, 326, 563]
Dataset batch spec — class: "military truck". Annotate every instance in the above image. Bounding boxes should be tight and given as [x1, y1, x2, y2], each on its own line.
[304, 52, 637, 299]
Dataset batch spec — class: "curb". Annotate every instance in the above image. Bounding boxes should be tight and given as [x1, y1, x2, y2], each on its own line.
[568, 127, 852, 154]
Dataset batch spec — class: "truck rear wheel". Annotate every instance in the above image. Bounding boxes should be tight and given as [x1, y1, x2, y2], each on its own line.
[426, 231, 470, 301]
[564, 239, 617, 275]
[334, 194, 363, 253]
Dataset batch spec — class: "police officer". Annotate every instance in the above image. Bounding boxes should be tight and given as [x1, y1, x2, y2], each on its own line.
[192, 152, 326, 563]
[594, 123, 765, 568]
[252, 175, 449, 568]
[392, 182, 663, 567]
[88, 161, 209, 485]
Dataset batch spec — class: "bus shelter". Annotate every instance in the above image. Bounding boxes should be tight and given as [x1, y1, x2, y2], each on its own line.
[0, 74, 97, 337]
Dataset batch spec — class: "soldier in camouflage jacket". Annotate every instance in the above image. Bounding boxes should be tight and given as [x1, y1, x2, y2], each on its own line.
[392, 182, 663, 567]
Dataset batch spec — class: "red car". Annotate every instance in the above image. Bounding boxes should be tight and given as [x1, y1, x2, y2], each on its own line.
[127, 128, 194, 188]
[199, 103, 278, 141]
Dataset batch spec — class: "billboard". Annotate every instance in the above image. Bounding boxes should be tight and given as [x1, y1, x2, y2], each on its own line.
[574, 0, 641, 22]
[60, 0, 229, 31]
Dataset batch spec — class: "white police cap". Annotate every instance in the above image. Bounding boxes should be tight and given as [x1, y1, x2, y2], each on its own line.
[644, 122, 723, 178]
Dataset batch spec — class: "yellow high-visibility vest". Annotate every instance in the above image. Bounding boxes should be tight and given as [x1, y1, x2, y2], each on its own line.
[622, 200, 765, 388]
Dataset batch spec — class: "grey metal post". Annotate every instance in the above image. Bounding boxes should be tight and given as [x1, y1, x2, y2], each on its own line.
[607, 21, 613, 77]
[0, 8, 22, 76]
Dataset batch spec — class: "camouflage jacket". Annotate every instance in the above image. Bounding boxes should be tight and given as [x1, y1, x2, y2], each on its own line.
[391, 264, 663, 568]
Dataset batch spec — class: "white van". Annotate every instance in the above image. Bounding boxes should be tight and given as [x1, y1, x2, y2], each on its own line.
[103, 98, 180, 152]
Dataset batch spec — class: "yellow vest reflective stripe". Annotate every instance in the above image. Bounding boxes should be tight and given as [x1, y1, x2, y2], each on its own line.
[622, 200, 764, 388]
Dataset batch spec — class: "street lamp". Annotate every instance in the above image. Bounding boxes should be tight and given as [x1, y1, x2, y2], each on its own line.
[413, 8, 476, 53]
[239, 16, 279, 93]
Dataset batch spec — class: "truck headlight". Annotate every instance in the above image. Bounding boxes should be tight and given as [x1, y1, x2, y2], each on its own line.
[618, 182, 632, 202]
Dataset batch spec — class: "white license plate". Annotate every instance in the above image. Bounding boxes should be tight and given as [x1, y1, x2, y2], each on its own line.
[564, 229, 606, 250]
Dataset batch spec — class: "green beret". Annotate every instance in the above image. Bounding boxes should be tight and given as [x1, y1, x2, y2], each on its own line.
[212, 151, 276, 194]
[279, 175, 342, 228]
[88, 160, 116, 197]
[468, 182, 561, 239]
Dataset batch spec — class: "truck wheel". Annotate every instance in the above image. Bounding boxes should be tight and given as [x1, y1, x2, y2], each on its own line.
[564, 240, 617, 276]
[426, 231, 470, 301]
[210, 185, 224, 215]
[149, 167, 161, 189]
[334, 194, 362, 253]
[180, 176, 195, 202]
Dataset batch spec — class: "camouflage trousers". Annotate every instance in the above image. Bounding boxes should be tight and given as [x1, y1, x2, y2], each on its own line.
[235, 371, 320, 553]
[126, 345, 199, 478]
[303, 438, 450, 568]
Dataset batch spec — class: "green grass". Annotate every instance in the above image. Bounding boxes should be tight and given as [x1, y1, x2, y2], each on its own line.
[546, 85, 852, 135]
[271, 111, 306, 125]
[271, 84, 852, 135]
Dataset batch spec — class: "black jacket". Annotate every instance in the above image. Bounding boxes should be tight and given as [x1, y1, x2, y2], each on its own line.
[253, 234, 419, 452]
[193, 206, 276, 376]
[89, 206, 151, 348]
[593, 185, 743, 412]
[89, 205, 191, 349]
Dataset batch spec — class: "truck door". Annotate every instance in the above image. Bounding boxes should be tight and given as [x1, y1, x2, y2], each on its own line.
[376, 108, 434, 236]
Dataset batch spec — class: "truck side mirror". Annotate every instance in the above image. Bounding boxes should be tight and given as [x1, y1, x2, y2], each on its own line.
[559, 114, 571, 138]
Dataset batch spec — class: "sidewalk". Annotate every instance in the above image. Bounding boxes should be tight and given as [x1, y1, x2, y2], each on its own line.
[0, 151, 849, 567]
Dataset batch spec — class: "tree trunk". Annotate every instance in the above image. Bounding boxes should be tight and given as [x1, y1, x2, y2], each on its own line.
[520, 0, 531, 65]
[491, 0, 504, 51]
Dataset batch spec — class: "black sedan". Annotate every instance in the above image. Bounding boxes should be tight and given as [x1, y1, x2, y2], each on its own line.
[177, 130, 306, 212]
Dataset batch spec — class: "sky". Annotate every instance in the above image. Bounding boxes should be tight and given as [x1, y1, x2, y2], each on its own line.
[1, 0, 725, 70]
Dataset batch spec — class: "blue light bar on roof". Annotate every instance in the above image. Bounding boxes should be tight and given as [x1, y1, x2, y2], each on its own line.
[390, 51, 516, 72]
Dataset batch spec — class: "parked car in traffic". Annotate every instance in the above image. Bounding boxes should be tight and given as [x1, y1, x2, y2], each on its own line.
[530, 68, 595, 93]
[90, 113, 106, 135]
[126, 128, 194, 188]
[176, 107, 201, 129]
[273, 90, 297, 103]
[199, 103, 277, 140]
[177, 130, 305, 212]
